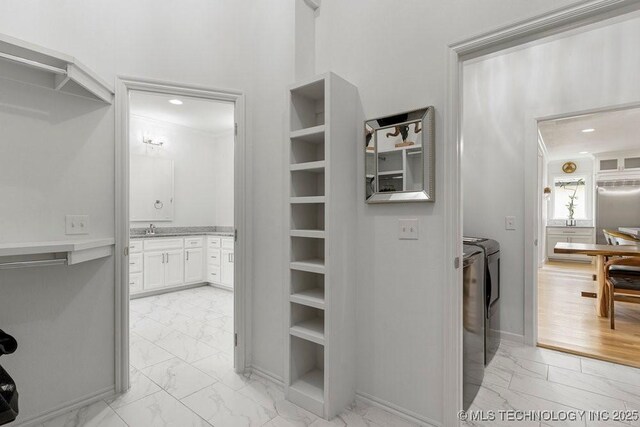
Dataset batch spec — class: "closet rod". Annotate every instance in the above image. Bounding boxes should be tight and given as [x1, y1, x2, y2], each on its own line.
[0, 258, 67, 270]
[0, 51, 66, 75]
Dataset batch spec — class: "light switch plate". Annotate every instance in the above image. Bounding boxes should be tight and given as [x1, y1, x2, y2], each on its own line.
[66, 215, 89, 235]
[505, 216, 516, 230]
[399, 219, 419, 240]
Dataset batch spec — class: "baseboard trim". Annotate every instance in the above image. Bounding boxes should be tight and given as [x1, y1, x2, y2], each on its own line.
[249, 365, 283, 387]
[497, 330, 525, 344]
[208, 283, 233, 292]
[130, 282, 208, 299]
[12, 385, 116, 427]
[355, 391, 441, 427]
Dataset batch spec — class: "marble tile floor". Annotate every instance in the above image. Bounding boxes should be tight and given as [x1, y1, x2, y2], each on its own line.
[37, 286, 416, 427]
[464, 340, 640, 427]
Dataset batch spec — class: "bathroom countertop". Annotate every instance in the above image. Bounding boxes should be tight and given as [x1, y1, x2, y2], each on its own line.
[130, 226, 234, 239]
[130, 232, 233, 239]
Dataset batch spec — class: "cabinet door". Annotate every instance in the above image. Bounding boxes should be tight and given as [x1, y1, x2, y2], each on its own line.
[144, 251, 165, 290]
[221, 249, 234, 289]
[165, 249, 185, 287]
[185, 248, 204, 284]
[207, 248, 221, 267]
[129, 273, 143, 294]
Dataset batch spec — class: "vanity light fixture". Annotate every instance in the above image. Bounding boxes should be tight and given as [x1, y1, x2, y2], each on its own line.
[543, 186, 551, 201]
[581, 128, 595, 133]
[169, 99, 183, 105]
[142, 137, 164, 147]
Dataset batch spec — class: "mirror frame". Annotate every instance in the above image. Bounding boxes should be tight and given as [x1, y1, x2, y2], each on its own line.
[130, 155, 175, 222]
[365, 106, 435, 204]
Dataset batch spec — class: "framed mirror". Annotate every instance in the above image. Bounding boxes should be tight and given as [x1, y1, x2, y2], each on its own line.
[365, 107, 435, 203]
[130, 155, 175, 221]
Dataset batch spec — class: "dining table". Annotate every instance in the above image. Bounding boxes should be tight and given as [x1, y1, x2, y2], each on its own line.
[554, 242, 640, 317]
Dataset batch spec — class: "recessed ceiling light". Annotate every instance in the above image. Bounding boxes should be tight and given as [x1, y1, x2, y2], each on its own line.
[581, 128, 595, 133]
[169, 99, 183, 105]
[579, 151, 589, 154]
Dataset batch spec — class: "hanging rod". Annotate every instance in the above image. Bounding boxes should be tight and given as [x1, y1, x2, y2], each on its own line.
[0, 258, 67, 270]
[0, 51, 66, 75]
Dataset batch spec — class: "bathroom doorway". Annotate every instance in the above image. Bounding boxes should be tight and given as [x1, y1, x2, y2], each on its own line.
[114, 78, 247, 393]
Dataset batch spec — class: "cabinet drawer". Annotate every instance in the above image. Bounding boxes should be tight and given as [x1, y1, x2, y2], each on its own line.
[207, 248, 221, 266]
[207, 237, 221, 249]
[547, 227, 593, 237]
[129, 253, 143, 273]
[222, 237, 234, 249]
[185, 236, 204, 248]
[207, 266, 221, 284]
[129, 273, 143, 294]
[129, 240, 143, 253]
[144, 238, 184, 251]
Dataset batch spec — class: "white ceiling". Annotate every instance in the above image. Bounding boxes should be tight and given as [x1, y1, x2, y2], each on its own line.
[539, 107, 640, 160]
[130, 91, 234, 135]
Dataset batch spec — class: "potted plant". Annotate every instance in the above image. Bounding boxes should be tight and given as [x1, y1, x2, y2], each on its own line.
[560, 178, 584, 226]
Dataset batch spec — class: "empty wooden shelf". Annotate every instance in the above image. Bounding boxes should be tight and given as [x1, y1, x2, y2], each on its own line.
[284, 72, 357, 419]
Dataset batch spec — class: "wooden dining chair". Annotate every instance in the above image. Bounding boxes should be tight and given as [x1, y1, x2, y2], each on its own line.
[605, 257, 640, 329]
[603, 229, 640, 245]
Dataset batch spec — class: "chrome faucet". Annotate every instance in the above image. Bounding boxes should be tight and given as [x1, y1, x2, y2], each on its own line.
[146, 223, 156, 235]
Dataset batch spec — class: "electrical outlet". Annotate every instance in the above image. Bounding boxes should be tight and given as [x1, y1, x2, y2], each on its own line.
[399, 219, 419, 240]
[505, 216, 516, 230]
[66, 215, 89, 235]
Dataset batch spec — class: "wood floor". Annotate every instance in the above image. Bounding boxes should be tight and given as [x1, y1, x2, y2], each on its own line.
[537, 260, 640, 368]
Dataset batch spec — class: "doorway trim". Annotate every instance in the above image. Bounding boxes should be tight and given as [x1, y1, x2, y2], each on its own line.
[114, 76, 249, 392]
[443, 0, 640, 425]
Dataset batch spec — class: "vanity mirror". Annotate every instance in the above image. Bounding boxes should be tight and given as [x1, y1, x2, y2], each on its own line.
[130, 155, 174, 221]
[365, 106, 435, 203]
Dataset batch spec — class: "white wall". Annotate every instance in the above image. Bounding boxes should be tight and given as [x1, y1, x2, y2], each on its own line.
[0, 63, 115, 421]
[3, 1, 633, 425]
[313, 0, 579, 423]
[129, 116, 234, 228]
[0, 0, 294, 422]
[463, 15, 640, 340]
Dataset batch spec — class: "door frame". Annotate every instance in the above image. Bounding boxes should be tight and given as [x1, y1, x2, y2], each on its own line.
[443, 1, 640, 425]
[114, 76, 249, 392]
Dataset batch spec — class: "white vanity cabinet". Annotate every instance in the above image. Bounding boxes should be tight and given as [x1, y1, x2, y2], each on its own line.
[184, 237, 204, 284]
[130, 234, 231, 297]
[546, 227, 595, 262]
[142, 238, 185, 290]
[207, 236, 234, 289]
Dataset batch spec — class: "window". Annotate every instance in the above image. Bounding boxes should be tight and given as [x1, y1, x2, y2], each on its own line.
[553, 176, 586, 220]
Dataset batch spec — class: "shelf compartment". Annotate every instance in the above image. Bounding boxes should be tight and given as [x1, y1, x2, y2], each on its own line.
[289, 336, 324, 416]
[290, 196, 325, 204]
[291, 204, 324, 232]
[290, 230, 325, 239]
[291, 169, 325, 198]
[290, 260, 325, 274]
[290, 79, 325, 131]
[290, 289, 325, 310]
[290, 270, 325, 309]
[291, 131, 325, 165]
[290, 125, 325, 143]
[291, 236, 324, 263]
[378, 170, 403, 176]
[290, 303, 325, 345]
[290, 160, 325, 173]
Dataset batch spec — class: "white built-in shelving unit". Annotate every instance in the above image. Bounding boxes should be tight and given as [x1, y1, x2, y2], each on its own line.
[284, 73, 358, 419]
[0, 32, 113, 103]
